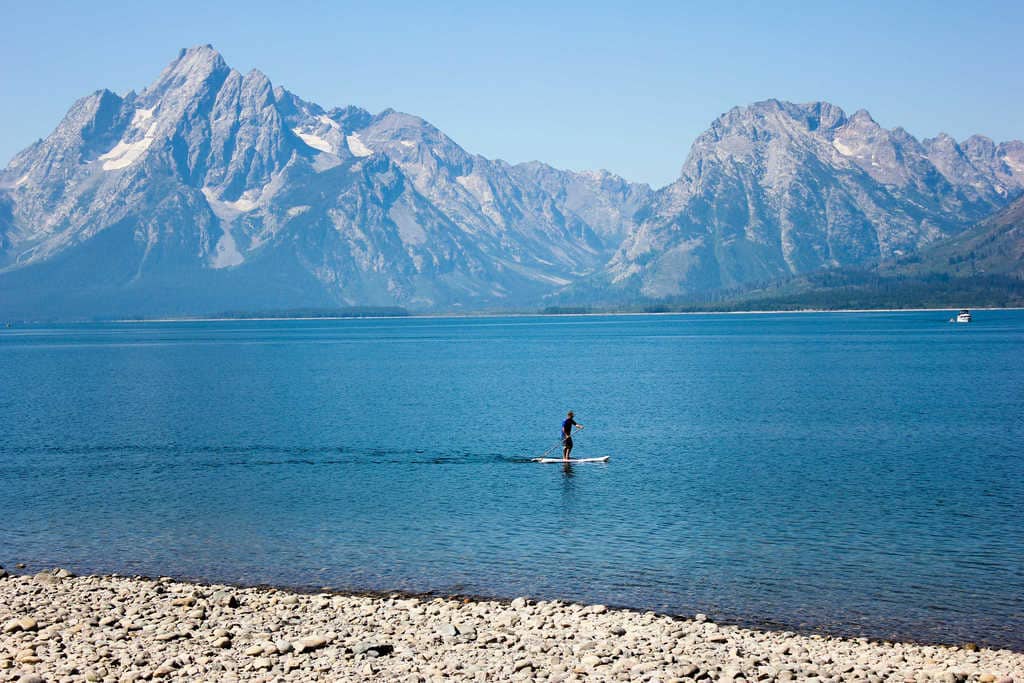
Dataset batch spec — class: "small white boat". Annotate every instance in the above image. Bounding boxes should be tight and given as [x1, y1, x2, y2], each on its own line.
[950, 309, 972, 323]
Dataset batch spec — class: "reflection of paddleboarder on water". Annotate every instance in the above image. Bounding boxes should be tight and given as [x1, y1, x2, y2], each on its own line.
[562, 411, 583, 460]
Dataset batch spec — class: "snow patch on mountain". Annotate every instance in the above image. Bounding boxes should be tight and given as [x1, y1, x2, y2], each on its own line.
[832, 139, 856, 156]
[211, 225, 244, 268]
[133, 107, 155, 124]
[200, 186, 269, 230]
[99, 138, 153, 170]
[230, 196, 258, 212]
[346, 133, 373, 157]
[99, 108, 159, 171]
[293, 129, 334, 154]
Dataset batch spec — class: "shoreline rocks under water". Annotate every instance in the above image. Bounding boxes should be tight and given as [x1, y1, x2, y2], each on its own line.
[0, 568, 1020, 682]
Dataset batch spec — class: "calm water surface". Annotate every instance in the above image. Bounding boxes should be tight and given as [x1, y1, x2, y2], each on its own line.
[1, 312, 1022, 648]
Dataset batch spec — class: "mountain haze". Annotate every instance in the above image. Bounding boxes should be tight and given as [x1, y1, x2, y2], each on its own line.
[1, 47, 1021, 318]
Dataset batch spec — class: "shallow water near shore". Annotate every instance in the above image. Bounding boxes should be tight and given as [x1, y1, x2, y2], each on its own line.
[1, 311, 1022, 649]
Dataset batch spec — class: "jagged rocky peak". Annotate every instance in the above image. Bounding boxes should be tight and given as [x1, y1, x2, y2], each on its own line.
[700, 100, 868, 151]
[805, 101, 848, 131]
[4, 89, 126, 181]
[274, 89, 364, 127]
[923, 132, 971, 174]
[704, 99, 847, 140]
[326, 105, 373, 131]
[601, 98, 1024, 301]
[959, 135, 1024, 195]
[848, 108, 875, 123]
[61, 89, 129, 149]
[1, 44, 658, 316]
[274, 90, 376, 160]
[352, 109, 488, 207]
[144, 44, 229, 102]
[962, 134, 998, 162]
[6, 45, 270, 188]
[361, 109, 473, 170]
[921, 132, 1011, 201]
[686, 99, 1022, 196]
[830, 108, 923, 187]
[128, 45, 230, 136]
[681, 100, 848, 179]
[510, 161, 653, 241]
[5, 49, 1022, 318]
[923, 131, 960, 152]
[202, 71, 293, 198]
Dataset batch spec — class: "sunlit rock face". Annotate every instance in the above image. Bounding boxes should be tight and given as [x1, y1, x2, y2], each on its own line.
[602, 100, 1022, 299]
[0, 45, 649, 317]
[1, 50, 1020, 317]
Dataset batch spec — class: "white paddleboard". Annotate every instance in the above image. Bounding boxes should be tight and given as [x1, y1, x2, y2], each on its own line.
[532, 456, 610, 464]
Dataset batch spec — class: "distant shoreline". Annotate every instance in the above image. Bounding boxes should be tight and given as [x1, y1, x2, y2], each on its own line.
[110, 305, 1024, 324]
[1, 305, 1018, 327]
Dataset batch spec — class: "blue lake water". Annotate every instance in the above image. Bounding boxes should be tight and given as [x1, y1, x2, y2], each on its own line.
[1, 312, 1022, 649]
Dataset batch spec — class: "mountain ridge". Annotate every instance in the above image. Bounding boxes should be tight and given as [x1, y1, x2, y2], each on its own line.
[0, 45, 650, 318]
[880, 194, 1024, 279]
[595, 98, 1023, 302]
[1, 46, 1020, 319]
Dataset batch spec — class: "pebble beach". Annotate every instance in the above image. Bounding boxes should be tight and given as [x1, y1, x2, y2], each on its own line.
[1, 568, 1020, 682]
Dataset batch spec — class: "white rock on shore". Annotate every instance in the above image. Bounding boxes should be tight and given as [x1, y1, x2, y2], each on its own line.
[0, 569, 1021, 681]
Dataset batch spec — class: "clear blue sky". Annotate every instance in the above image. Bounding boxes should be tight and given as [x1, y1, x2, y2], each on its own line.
[1, 0, 1021, 187]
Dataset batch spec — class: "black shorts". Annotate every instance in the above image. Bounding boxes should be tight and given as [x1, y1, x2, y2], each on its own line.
[563, 436, 573, 449]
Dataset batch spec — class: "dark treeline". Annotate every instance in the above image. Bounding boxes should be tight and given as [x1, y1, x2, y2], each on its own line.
[638, 273, 1024, 312]
[540, 306, 593, 315]
[540, 272, 1024, 315]
[212, 307, 410, 319]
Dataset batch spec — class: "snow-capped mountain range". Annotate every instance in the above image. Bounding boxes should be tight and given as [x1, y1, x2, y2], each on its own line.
[0, 46, 1021, 317]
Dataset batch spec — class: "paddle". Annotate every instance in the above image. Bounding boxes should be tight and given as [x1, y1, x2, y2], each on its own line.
[535, 425, 584, 459]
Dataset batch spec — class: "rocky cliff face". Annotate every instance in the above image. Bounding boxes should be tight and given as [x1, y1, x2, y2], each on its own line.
[1, 50, 1020, 318]
[0, 46, 646, 317]
[882, 194, 1024, 280]
[601, 100, 1023, 299]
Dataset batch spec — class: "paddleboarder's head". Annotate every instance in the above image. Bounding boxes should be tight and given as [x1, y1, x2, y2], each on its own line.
[567, 411, 574, 418]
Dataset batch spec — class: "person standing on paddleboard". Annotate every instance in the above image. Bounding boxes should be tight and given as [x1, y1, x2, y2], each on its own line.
[562, 411, 583, 460]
